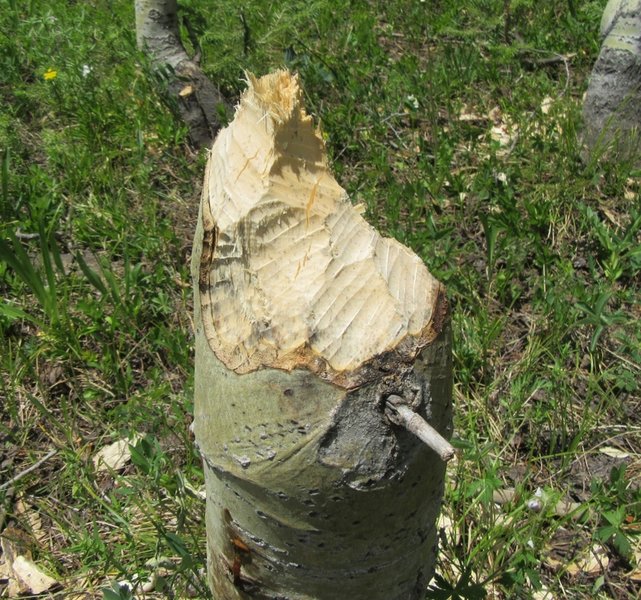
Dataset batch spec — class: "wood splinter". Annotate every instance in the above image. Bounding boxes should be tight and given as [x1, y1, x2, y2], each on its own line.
[385, 395, 455, 462]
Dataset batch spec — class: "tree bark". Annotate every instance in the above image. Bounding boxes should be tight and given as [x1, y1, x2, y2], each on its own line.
[582, 0, 641, 164]
[192, 70, 452, 599]
[134, 0, 228, 148]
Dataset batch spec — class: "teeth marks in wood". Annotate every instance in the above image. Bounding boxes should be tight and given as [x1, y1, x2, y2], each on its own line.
[197, 69, 443, 380]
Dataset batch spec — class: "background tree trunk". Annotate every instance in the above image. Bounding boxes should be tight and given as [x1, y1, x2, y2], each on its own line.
[582, 0, 641, 163]
[134, 0, 228, 147]
[192, 70, 453, 599]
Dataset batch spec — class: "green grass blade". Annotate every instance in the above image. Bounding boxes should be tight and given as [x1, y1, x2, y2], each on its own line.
[75, 251, 108, 296]
[102, 264, 122, 306]
[1, 147, 8, 211]
[0, 301, 40, 325]
[0, 233, 48, 309]
[37, 223, 59, 321]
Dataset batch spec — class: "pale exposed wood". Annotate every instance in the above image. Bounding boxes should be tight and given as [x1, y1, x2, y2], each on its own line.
[199, 70, 446, 385]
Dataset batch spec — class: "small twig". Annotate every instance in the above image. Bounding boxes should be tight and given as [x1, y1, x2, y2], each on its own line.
[523, 54, 573, 67]
[558, 53, 571, 97]
[385, 395, 455, 462]
[520, 50, 575, 98]
[15, 229, 64, 242]
[0, 449, 58, 491]
[14, 229, 41, 241]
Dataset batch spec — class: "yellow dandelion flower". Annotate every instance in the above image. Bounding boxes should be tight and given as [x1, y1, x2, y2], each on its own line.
[43, 68, 58, 80]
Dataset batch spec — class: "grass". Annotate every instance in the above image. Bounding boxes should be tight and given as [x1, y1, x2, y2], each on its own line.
[1, 0, 640, 598]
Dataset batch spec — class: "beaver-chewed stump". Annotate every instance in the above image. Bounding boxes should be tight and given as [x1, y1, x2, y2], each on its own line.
[191, 70, 453, 600]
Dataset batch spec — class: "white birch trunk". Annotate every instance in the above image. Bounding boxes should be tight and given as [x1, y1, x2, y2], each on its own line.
[134, 0, 227, 147]
[192, 71, 453, 599]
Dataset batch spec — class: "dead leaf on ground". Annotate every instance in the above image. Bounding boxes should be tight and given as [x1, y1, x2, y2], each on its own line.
[566, 544, 609, 578]
[92, 435, 139, 473]
[540, 96, 553, 115]
[600, 208, 623, 229]
[532, 584, 555, 600]
[599, 446, 630, 459]
[437, 511, 453, 534]
[11, 555, 59, 594]
[624, 177, 640, 200]
[553, 497, 584, 519]
[0, 535, 59, 595]
[492, 487, 516, 505]
[627, 548, 641, 582]
[486, 107, 519, 155]
[14, 499, 46, 544]
[489, 123, 518, 148]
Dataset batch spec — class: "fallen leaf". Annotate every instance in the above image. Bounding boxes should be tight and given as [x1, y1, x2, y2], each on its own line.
[540, 96, 553, 115]
[179, 85, 194, 97]
[14, 499, 45, 543]
[553, 498, 584, 518]
[544, 554, 564, 571]
[532, 584, 555, 600]
[0, 556, 12, 581]
[11, 555, 59, 594]
[492, 487, 516, 505]
[490, 123, 518, 147]
[488, 106, 502, 122]
[0, 535, 59, 595]
[93, 436, 138, 473]
[437, 512, 453, 533]
[599, 446, 629, 459]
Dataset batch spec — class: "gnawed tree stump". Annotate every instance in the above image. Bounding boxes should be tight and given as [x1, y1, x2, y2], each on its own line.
[192, 70, 452, 600]
[582, 0, 641, 163]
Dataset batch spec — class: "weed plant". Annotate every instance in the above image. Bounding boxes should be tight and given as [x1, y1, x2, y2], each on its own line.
[1, 0, 640, 598]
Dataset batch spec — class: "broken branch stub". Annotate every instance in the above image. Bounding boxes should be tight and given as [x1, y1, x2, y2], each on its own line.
[385, 395, 455, 463]
[192, 70, 452, 599]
